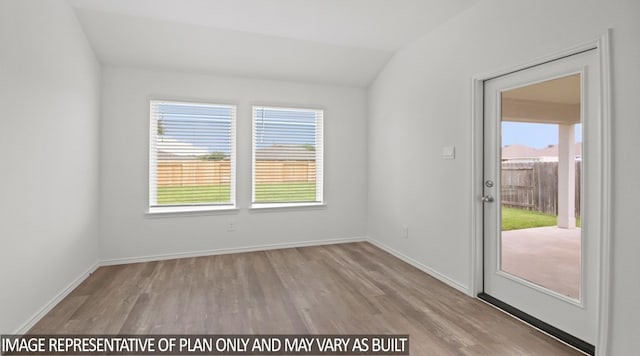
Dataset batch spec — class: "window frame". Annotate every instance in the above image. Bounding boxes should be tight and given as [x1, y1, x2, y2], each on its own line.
[147, 99, 237, 215]
[250, 105, 325, 209]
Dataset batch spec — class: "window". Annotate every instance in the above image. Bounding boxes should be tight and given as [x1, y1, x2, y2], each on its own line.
[149, 100, 236, 213]
[252, 106, 324, 207]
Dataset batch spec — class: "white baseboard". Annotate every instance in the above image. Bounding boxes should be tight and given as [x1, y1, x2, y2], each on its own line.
[14, 260, 100, 334]
[366, 237, 470, 295]
[100, 236, 368, 266]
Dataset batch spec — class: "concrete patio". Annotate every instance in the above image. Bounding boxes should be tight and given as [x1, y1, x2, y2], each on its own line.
[501, 226, 581, 299]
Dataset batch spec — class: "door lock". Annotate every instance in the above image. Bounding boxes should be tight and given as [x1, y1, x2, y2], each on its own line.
[485, 180, 494, 188]
[481, 195, 494, 203]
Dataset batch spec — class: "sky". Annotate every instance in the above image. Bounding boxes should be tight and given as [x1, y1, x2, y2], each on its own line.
[156, 102, 233, 154]
[502, 122, 582, 148]
[254, 107, 316, 149]
[156, 103, 316, 155]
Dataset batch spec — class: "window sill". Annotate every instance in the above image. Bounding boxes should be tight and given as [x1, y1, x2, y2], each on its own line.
[250, 202, 326, 211]
[146, 205, 238, 217]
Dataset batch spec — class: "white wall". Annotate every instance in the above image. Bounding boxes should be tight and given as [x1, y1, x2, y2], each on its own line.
[0, 0, 101, 333]
[100, 67, 367, 261]
[367, 0, 640, 354]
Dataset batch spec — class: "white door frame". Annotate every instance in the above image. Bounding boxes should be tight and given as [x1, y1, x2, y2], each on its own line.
[469, 31, 612, 355]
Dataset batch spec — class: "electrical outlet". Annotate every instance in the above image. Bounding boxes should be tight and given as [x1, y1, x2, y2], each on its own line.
[442, 145, 455, 160]
[401, 225, 409, 239]
[227, 220, 236, 232]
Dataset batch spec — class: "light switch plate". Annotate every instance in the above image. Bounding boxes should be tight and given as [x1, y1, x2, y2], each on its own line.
[442, 146, 455, 160]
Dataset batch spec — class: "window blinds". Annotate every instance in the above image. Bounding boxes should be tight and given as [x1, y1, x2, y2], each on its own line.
[149, 100, 236, 208]
[252, 106, 324, 205]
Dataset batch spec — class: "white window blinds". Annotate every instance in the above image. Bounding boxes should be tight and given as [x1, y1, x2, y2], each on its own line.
[252, 106, 324, 206]
[149, 100, 236, 210]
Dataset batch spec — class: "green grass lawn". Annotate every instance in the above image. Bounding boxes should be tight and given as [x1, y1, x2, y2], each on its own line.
[254, 182, 315, 202]
[157, 182, 315, 204]
[502, 206, 581, 231]
[157, 185, 231, 204]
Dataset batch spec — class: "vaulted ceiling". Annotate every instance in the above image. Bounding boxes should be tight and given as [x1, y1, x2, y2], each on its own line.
[68, 0, 479, 87]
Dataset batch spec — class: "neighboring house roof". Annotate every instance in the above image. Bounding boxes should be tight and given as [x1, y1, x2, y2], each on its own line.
[502, 143, 582, 160]
[255, 144, 315, 161]
[537, 143, 582, 157]
[156, 138, 209, 160]
[158, 150, 193, 160]
[502, 144, 539, 160]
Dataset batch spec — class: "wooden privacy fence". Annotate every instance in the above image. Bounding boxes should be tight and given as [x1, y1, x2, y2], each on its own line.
[158, 160, 230, 187]
[254, 161, 316, 184]
[501, 161, 581, 217]
[157, 160, 315, 187]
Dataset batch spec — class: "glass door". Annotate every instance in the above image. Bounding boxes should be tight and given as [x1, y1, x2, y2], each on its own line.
[482, 49, 601, 350]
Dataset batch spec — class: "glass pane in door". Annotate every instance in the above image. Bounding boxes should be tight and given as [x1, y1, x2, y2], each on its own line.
[499, 74, 582, 301]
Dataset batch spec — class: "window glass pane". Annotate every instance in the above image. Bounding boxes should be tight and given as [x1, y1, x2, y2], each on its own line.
[253, 107, 323, 204]
[500, 73, 582, 300]
[150, 101, 235, 207]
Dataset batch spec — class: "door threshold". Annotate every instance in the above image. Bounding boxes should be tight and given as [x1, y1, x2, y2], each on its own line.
[477, 293, 594, 355]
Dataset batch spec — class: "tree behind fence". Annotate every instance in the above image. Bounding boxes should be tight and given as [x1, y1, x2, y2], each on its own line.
[501, 161, 581, 217]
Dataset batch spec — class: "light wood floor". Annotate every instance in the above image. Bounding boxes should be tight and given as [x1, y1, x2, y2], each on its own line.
[30, 242, 581, 355]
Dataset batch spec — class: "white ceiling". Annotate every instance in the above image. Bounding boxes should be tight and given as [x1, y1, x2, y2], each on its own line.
[68, 0, 479, 87]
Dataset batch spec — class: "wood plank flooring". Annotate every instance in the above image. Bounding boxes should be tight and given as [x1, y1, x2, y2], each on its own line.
[30, 242, 581, 355]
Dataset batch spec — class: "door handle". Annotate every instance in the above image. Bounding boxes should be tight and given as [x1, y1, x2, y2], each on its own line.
[481, 195, 494, 203]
